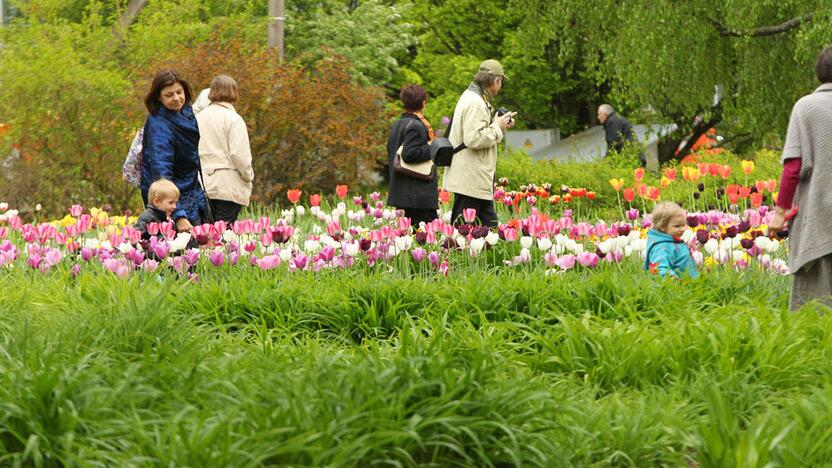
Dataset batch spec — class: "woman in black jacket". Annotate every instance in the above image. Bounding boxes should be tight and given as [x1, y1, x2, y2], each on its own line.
[386, 85, 438, 228]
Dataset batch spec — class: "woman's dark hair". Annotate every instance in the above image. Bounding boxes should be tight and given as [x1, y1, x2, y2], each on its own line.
[400, 84, 427, 112]
[144, 69, 194, 114]
[816, 45, 832, 84]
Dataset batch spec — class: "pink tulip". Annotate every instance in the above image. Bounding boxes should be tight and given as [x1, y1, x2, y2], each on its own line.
[577, 251, 599, 268]
[291, 254, 308, 270]
[70, 264, 81, 276]
[147, 222, 160, 236]
[159, 222, 174, 238]
[229, 251, 239, 266]
[544, 252, 558, 267]
[70, 205, 83, 217]
[626, 209, 639, 221]
[209, 250, 225, 267]
[0, 227, 6, 239]
[256, 255, 281, 270]
[555, 254, 577, 270]
[44, 248, 62, 267]
[503, 228, 519, 242]
[398, 216, 412, 232]
[327, 221, 342, 237]
[463, 208, 477, 224]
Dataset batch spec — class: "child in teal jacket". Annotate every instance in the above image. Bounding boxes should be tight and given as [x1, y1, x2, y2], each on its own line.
[644, 201, 699, 278]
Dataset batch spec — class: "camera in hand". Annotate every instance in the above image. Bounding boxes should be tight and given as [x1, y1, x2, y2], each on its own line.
[496, 107, 514, 124]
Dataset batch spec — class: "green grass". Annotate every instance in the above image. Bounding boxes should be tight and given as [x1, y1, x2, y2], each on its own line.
[4, 266, 832, 466]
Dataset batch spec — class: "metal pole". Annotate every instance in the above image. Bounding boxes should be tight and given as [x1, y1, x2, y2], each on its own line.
[268, 0, 285, 60]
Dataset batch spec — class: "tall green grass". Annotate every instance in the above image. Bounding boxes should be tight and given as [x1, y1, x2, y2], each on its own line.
[3, 267, 832, 466]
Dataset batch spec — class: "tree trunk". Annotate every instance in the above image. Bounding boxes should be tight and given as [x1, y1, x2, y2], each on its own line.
[119, 0, 148, 29]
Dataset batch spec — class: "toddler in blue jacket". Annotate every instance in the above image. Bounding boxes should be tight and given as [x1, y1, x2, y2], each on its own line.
[644, 201, 699, 278]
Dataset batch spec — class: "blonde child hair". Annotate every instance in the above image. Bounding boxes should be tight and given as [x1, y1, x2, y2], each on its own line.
[148, 179, 179, 203]
[651, 201, 685, 233]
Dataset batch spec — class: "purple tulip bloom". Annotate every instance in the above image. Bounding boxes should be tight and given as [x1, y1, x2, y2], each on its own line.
[209, 250, 225, 267]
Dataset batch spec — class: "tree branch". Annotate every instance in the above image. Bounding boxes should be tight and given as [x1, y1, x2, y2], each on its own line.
[708, 13, 813, 37]
[118, 0, 148, 30]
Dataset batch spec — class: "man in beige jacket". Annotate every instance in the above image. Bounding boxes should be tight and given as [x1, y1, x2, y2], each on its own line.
[443, 59, 515, 228]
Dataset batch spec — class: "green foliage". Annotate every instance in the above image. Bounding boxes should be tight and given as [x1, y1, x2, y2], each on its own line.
[287, 0, 416, 86]
[516, 0, 832, 143]
[4, 264, 832, 464]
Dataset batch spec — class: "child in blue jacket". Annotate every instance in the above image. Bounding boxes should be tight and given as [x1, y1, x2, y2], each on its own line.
[645, 201, 699, 278]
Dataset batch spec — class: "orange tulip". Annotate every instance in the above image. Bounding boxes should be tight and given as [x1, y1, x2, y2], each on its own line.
[739, 186, 751, 199]
[609, 178, 625, 191]
[740, 160, 755, 175]
[623, 188, 636, 202]
[335, 185, 349, 199]
[660, 176, 671, 188]
[587, 191, 597, 200]
[718, 165, 731, 179]
[750, 192, 763, 207]
[664, 168, 677, 181]
[309, 193, 321, 207]
[287, 189, 302, 204]
[563, 193, 573, 203]
[765, 179, 778, 192]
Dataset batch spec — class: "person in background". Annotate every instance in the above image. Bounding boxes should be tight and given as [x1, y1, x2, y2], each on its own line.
[443, 59, 515, 228]
[195, 75, 254, 224]
[644, 201, 699, 279]
[598, 104, 642, 164]
[386, 84, 438, 228]
[141, 69, 205, 232]
[135, 179, 179, 240]
[768, 45, 832, 311]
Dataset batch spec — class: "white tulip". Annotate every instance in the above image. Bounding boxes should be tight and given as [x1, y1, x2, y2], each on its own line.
[485, 231, 500, 246]
[469, 237, 486, 255]
[520, 236, 533, 249]
[704, 238, 719, 255]
[537, 237, 553, 251]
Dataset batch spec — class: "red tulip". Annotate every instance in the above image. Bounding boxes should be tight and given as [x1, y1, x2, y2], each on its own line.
[335, 185, 349, 199]
[287, 189, 302, 204]
[623, 188, 636, 202]
[310, 193, 321, 207]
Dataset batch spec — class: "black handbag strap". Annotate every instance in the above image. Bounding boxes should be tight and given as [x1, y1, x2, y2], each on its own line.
[196, 160, 216, 224]
[443, 116, 467, 154]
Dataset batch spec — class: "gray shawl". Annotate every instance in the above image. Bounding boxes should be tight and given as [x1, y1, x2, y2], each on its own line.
[781, 82, 832, 273]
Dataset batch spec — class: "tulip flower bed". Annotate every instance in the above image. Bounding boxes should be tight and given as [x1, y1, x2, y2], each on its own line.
[3, 184, 829, 466]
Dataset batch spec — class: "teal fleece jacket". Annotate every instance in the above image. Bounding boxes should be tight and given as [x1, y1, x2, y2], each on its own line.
[644, 229, 699, 278]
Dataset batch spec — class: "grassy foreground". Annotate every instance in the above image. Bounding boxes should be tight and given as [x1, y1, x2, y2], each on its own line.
[3, 266, 832, 467]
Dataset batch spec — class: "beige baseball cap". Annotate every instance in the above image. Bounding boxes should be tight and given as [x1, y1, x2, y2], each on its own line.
[478, 59, 508, 80]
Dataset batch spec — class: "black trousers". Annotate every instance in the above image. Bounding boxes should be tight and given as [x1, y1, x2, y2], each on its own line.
[209, 199, 243, 224]
[402, 207, 438, 228]
[450, 193, 498, 228]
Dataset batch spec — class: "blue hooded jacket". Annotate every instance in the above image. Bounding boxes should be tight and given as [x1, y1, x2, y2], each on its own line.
[644, 229, 699, 278]
[140, 104, 205, 224]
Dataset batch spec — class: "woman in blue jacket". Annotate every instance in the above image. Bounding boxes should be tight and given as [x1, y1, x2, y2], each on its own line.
[141, 69, 205, 233]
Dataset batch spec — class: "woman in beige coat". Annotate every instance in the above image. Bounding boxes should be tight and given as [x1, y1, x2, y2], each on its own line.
[196, 75, 254, 224]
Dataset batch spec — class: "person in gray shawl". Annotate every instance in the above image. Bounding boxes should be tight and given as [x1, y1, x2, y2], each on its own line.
[769, 45, 832, 311]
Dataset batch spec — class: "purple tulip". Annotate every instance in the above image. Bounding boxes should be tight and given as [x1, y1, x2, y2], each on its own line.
[696, 229, 710, 245]
[209, 250, 225, 267]
[626, 209, 639, 221]
[184, 249, 200, 267]
[411, 248, 427, 262]
[428, 251, 441, 267]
